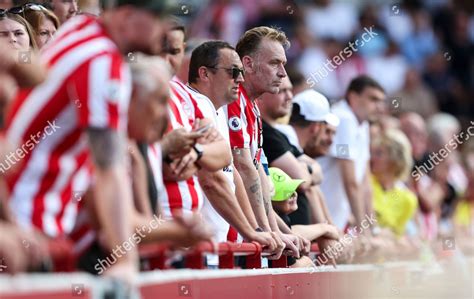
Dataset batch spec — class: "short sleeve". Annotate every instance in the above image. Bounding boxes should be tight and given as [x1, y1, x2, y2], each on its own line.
[328, 115, 358, 160]
[225, 101, 250, 149]
[262, 122, 293, 164]
[72, 53, 130, 131]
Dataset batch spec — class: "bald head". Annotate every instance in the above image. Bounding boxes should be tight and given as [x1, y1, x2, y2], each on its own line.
[128, 55, 172, 143]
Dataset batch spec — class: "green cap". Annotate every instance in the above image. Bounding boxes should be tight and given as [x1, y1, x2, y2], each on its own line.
[269, 167, 304, 201]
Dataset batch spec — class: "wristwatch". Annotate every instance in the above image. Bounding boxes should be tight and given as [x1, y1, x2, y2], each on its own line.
[193, 143, 204, 161]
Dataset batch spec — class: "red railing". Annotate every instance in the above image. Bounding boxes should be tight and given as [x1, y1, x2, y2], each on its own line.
[44, 239, 321, 272]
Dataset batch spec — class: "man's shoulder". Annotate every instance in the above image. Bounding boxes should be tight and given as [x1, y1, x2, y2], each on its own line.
[44, 15, 118, 58]
[262, 121, 293, 146]
[227, 85, 251, 110]
[262, 120, 279, 135]
[185, 84, 212, 104]
[332, 101, 356, 123]
[186, 86, 216, 119]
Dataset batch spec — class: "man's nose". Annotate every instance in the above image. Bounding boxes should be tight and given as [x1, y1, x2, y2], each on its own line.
[278, 64, 287, 78]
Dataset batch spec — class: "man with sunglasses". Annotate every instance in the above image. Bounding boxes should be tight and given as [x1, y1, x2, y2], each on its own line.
[184, 40, 279, 266]
[4, 0, 170, 281]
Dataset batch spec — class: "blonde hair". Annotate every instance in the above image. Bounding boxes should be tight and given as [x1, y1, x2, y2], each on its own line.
[23, 6, 59, 36]
[373, 129, 413, 181]
[236, 26, 290, 58]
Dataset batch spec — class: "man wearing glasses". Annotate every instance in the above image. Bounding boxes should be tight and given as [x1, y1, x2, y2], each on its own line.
[185, 40, 278, 267]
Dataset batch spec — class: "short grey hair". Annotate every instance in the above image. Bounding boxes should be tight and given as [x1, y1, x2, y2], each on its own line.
[427, 113, 460, 147]
[130, 54, 172, 100]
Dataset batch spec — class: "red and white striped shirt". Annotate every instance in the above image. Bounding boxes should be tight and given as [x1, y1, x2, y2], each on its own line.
[4, 15, 131, 237]
[223, 85, 262, 166]
[223, 85, 263, 242]
[148, 77, 204, 219]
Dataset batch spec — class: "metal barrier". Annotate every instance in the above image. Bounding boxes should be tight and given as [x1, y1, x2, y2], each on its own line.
[43, 239, 321, 272]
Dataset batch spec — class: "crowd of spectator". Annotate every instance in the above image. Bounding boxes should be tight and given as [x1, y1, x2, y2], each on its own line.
[0, 0, 472, 287]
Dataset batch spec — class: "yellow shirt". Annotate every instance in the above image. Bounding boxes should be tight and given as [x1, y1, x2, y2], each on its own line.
[371, 176, 418, 236]
[454, 200, 473, 228]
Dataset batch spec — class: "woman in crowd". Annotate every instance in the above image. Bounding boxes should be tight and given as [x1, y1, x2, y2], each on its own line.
[370, 129, 420, 259]
[22, 3, 59, 49]
[454, 145, 474, 254]
[0, 9, 48, 275]
[0, 10, 37, 50]
[0, 11, 44, 120]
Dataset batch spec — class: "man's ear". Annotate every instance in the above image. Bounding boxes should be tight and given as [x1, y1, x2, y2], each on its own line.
[242, 55, 254, 74]
[346, 91, 358, 106]
[198, 66, 209, 82]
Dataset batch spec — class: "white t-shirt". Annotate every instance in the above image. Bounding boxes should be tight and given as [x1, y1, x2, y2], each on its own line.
[317, 100, 371, 229]
[186, 86, 235, 265]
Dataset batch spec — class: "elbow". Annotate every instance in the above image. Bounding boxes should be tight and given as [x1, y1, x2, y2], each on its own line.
[198, 171, 223, 191]
[223, 148, 232, 167]
[213, 147, 232, 171]
[201, 144, 232, 172]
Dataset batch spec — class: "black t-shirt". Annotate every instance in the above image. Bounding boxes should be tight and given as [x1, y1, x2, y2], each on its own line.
[262, 120, 302, 164]
[262, 120, 311, 225]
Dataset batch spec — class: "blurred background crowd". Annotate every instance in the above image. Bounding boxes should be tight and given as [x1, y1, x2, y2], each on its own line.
[182, 0, 474, 260]
[185, 0, 473, 122]
[0, 0, 472, 281]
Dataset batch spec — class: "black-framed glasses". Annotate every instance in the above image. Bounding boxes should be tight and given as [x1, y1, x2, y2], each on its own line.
[207, 66, 244, 80]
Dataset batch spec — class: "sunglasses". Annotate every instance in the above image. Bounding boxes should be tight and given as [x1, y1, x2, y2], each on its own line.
[207, 66, 245, 80]
[0, 3, 47, 17]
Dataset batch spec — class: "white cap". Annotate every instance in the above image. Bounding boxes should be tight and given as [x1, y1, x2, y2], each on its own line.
[325, 113, 340, 127]
[293, 89, 339, 127]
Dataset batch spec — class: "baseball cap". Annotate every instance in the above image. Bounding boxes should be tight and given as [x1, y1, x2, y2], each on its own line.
[325, 113, 340, 127]
[113, 0, 174, 15]
[293, 89, 338, 126]
[269, 168, 304, 201]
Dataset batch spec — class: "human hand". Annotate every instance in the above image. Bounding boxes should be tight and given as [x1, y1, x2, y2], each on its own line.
[161, 128, 202, 160]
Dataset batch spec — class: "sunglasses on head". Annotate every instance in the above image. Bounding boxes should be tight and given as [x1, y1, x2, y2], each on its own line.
[207, 66, 245, 80]
[0, 3, 47, 17]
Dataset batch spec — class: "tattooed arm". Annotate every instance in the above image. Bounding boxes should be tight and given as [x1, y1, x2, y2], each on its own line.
[232, 148, 270, 231]
[87, 128, 137, 269]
